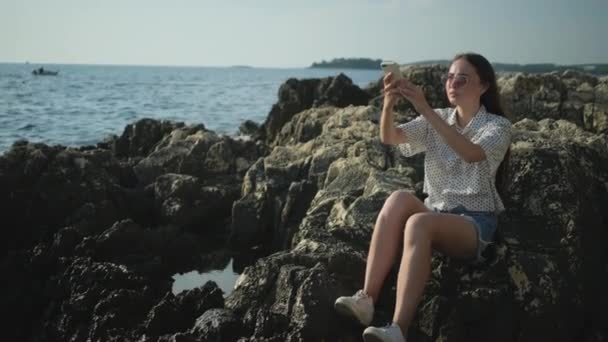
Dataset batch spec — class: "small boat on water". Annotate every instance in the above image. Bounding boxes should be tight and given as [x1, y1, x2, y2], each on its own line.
[32, 67, 58, 76]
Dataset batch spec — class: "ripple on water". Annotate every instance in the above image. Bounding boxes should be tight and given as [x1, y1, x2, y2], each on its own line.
[17, 123, 36, 131]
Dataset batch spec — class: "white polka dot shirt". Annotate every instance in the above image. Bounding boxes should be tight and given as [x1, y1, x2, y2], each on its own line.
[397, 105, 512, 213]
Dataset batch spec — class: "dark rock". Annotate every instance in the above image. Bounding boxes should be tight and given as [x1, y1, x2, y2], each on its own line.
[92, 219, 162, 259]
[157, 332, 199, 342]
[0, 144, 135, 252]
[189, 308, 246, 342]
[132, 127, 260, 187]
[40, 257, 159, 341]
[229, 147, 311, 248]
[239, 120, 263, 138]
[272, 180, 318, 251]
[261, 73, 371, 146]
[50, 226, 83, 258]
[584, 77, 608, 134]
[112, 118, 186, 158]
[154, 173, 240, 230]
[144, 281, 224, 337]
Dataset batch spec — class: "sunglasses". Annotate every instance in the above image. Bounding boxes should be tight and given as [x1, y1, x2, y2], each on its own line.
[441, 74, 469, 88]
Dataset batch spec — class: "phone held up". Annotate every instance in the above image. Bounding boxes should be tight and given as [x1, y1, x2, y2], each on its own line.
[380, 61, 402, 81]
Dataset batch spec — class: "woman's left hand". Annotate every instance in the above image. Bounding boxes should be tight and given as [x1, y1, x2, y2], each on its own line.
[397, 79, 432, 114]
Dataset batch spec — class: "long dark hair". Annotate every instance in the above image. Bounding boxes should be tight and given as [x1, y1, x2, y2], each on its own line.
[452, 52, 510, 199]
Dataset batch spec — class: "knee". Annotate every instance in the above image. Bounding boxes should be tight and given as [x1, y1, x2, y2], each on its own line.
[377, 191, 414, 220]
[382, 191, 416, 214]
[404, 213, 432, 246]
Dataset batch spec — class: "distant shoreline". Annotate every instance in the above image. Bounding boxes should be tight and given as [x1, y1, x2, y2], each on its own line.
[310, 58, 608, 75]
[310, 58, 382, 70]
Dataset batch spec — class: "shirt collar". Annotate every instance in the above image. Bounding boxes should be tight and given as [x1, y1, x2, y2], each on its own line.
[447, 105, 487, 132]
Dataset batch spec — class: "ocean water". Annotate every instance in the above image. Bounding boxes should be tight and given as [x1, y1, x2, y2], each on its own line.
[0, 63, 382, 153]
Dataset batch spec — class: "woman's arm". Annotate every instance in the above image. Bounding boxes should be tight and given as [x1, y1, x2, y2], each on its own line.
[379, 73, 406, 145]
[380, 100, 406, 145]
[397, 80, 486, 163]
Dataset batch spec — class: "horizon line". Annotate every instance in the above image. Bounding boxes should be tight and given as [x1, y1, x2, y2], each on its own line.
[0, 61, 312, 69]
[2, 59, 607, 69]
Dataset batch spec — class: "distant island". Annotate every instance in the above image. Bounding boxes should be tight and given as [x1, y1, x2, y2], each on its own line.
[310, 58, 382, 70]
[310, 58, 608, 75]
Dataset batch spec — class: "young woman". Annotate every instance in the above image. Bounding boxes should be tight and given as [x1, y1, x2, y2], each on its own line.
[334, 53, 512, 342]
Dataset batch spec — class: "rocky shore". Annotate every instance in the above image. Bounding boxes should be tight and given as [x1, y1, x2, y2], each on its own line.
[1, 66, 607, 341]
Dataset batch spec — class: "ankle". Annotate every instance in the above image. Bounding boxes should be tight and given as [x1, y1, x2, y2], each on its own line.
[361, 288, 377, 303]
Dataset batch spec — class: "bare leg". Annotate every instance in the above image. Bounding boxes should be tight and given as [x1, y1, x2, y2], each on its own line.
[392, 212, 478, 336]
[363, 191, 429, 303]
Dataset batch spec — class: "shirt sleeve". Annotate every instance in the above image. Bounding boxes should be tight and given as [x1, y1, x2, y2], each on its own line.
[397, 114, 430, 157]
[472, 117, 512, 171]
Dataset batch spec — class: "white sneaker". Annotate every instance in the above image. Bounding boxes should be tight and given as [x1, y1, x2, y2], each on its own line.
[334, 289, 374, 326]
[363, 323, 406, 342]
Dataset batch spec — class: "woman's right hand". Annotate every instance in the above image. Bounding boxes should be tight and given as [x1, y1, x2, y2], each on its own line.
[383, 73, 404, 108]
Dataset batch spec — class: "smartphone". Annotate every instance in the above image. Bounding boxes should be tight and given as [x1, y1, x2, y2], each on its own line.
[380, 61, 403, 80]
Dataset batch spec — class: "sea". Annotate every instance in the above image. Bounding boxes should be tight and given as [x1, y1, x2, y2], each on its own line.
[0, 63, 382, 153]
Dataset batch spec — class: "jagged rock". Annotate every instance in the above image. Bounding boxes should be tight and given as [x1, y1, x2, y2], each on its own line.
[133, 139, 194, 185]
[153, 173, 239, 230]
[112, 118, 187, 158]
[229, 146, 311, 248]
[584, 77, 608, 133]
[262, 73, 371, 145]
[226, 255, 338, 341]
[272, 180, 318, 251]
[0, 144, 141, 252]
[230, 105, 399, 249]
[273, 107, 335, 146]
[239, 120, 263, 139]
[189, 308, 246, 341]
[157, 332, 199, 342]
[0, 128, 256, 341]
[93, 219, 160, 257]
[41, 257, 158, 341]
[144, 282, 224, 338]
[134, 126, 261, 185]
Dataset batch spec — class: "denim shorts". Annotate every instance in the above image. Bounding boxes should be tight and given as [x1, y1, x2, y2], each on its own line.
[432, 204, 498, 263]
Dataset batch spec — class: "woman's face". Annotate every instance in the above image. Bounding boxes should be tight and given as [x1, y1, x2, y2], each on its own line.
[445, 58, 487, 106]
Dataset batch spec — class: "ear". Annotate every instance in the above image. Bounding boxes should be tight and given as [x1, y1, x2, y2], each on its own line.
[480, 83, 489, 95]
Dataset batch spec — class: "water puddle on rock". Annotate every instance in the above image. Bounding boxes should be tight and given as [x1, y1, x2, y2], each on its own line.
[171, 247, 266, 297]
[172, 258, 241, 297]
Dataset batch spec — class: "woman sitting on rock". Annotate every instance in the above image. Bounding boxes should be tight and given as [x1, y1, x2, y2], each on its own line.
[334, 52, 512, 342]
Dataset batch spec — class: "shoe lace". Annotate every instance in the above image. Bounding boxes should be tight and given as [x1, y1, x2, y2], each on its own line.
[354, 289, 370, 300]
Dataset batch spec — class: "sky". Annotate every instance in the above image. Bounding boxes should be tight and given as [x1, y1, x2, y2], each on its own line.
[1, 0, 607, 68]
